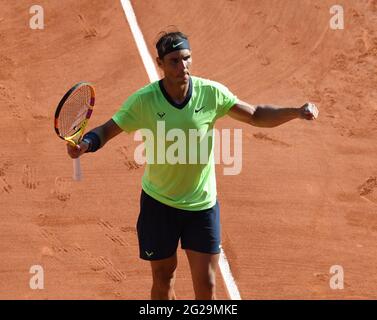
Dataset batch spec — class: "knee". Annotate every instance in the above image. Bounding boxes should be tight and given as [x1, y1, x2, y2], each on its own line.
[152, 266, 176, 289]
[195, 276, 216, 299]
[202, 278, 216, 293]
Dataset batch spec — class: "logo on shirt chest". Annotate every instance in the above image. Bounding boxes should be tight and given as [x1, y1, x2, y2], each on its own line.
[157, 112, 166, 119]
[194, 106, 206, 113]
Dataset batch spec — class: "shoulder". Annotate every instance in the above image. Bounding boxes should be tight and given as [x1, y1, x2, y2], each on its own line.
[123, 81, 159, 108]
[133, 81, 160, 99]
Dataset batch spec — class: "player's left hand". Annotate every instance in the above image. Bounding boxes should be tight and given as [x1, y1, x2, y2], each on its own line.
[299, 102, 319, 120]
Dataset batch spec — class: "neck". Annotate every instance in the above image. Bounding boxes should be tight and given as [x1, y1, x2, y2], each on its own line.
[162, 77, 189, 104]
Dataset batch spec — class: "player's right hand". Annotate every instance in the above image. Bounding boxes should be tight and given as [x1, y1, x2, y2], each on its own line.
[67, 141, 89, 159]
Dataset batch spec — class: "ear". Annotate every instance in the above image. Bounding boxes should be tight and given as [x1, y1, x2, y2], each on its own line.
[156, 57, 163, 68]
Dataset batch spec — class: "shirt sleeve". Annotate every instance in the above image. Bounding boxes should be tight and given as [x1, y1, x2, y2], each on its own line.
[212, 81, 238, 119]
[112, 92, 142, 133]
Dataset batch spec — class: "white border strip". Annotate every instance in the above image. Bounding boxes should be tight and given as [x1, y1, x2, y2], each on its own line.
[120, 0, 242, 301]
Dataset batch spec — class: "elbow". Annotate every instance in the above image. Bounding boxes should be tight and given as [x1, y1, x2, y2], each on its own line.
[249, 107, 277, 128]
[249, 116, 277, 128]
[248, 107, 261, 127]
[248, 106, 261, 127]
[248, 113, 272, 128]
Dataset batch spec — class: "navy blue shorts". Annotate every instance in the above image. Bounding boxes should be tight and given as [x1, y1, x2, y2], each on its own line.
[137, 190, 221, 261]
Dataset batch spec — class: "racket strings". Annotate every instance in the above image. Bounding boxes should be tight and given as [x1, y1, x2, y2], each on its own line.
[58, 86, 91, 138]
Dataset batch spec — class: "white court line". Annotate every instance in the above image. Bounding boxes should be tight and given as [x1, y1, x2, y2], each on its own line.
[120, 0, 242, 300]
[120, 0, 159, 82]
[219, 246, 241, 300]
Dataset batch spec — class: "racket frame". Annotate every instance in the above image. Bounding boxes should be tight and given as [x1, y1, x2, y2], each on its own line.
[54, 82, 95, 181]
[54, 82, 95, 146]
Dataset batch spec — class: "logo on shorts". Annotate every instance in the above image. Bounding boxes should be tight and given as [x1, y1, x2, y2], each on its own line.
[145, 251, 154, 257]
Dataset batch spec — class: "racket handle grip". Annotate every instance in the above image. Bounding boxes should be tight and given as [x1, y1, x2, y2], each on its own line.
[73, 158, 82, 181]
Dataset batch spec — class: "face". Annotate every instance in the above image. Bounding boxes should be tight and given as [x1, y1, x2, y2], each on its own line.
[157, 49, 192, 85]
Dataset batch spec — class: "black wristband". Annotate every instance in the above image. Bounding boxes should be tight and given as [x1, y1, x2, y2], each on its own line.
[82, 131, 101, 153]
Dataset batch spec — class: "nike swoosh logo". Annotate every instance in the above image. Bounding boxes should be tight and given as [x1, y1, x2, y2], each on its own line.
[172, 41, 183, 48]
[194, 106, 205, 113]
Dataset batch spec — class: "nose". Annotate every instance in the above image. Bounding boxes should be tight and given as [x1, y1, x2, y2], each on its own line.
[178, 59, 188, 72]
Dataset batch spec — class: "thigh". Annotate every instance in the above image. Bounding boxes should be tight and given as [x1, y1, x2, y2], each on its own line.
[186, 250, 219, 300]
[137, 190, 181, 260]
[180, 201, 221, 254]
[185, 250, 219, 271]
[150, 253, 178, 280]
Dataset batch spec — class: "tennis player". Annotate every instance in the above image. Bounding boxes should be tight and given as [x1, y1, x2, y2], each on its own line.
[67, 31, 319, 300]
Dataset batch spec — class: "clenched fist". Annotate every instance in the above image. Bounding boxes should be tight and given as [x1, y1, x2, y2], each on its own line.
[299, 102, 319, 120]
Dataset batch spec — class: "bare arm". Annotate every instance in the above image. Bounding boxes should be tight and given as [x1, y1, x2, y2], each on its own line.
[67, 119, 123, 158]
[88, 119, 123, 147]
[227, 100, 318, 127]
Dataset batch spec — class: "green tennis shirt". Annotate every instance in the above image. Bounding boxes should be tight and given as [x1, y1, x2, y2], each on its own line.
[112, 76, 237, 211]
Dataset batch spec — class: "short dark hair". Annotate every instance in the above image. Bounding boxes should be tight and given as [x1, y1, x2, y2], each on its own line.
[155, 30, 189, 59]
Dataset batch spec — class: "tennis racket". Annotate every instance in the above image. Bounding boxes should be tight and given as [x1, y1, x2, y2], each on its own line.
[54, 82, 95, 181]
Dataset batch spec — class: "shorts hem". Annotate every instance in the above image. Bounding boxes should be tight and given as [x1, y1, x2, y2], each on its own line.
[181, 246, 221, 255]
[139, 250, 177, 261]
